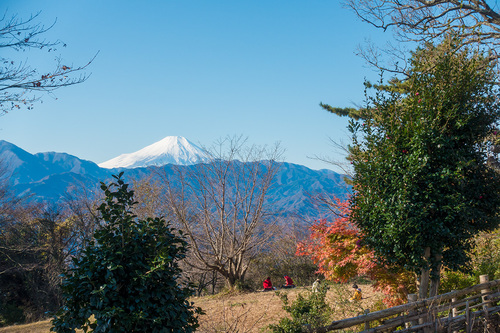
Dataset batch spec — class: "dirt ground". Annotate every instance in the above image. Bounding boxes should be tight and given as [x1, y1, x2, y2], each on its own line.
[0, 283, 381, 333]
[194, 282, 383, 333]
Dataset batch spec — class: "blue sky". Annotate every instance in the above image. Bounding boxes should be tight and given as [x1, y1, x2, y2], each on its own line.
[1, 1, 391, 172]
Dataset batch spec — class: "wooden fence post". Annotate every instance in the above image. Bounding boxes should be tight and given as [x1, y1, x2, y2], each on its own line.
[451, 292, 457, 333]
[480, 275, 490, 331]
[407, 294, 418, 328]
[308, 278, 500, 333]
[364, 309, 370, 330]
[479, 275, 490, 308]
[465, 300, 471, 333]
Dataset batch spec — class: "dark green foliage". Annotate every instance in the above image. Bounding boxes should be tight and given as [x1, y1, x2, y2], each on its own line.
[0, 266, 60, 326]
[51, 173, 201, 333]
[0, 204, 68, 326]
[319, 103, 362, 120]
[268, 288, 332, 333]
[0, 304, 25, 326]
[348, 36, 500, 276]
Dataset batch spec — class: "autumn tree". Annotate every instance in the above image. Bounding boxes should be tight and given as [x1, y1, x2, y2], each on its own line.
[296, 197, 415, 306]
[332, 36, 500, 299]
[0, 12, 94, 115]
[297, 199, 370, 282]
[161, 137, 283, 289]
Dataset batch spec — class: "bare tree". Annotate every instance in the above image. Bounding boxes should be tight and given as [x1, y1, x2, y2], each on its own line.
[62, 181, 103, 255]
[0, 164, 23, 228]
[0, 200, 80, 323]
[161, 137, 283, 289]
[0, 164, 29, 278]
[130, 175, 171, 220]
[346, 1, 500, 48]
[0, 11, 95, 115]
[343, 0, 500, 75]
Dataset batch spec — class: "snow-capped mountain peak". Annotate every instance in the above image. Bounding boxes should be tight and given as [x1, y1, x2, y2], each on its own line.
[98, 136, 207, 169]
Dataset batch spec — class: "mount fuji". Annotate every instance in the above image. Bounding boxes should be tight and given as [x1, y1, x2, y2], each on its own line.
[0, 138, 350, 218]
[99, 136, 207, 169]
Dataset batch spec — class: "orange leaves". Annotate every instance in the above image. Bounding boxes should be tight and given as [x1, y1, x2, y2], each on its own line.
[296, 196, 415, 306]
[296, 198, 372, 282]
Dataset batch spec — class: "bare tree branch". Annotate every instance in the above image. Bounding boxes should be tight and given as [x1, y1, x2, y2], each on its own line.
[342, 0, 500, 79]
[160, 137, 284, 288]
[0, 11, 96, 115]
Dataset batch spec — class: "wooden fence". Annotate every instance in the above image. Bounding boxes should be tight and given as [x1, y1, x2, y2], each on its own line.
[307, 275, 500, 333]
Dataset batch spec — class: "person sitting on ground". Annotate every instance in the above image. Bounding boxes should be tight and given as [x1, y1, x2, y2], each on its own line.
[349, 284, 362, 302]
[312, 279, 321, 293]
[263, 277, 274, 291]
[281, 275, 296, 288]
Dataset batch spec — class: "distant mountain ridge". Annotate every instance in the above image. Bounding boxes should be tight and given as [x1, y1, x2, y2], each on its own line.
[99, 136, 207, 169]
[0, 139, 350, 220]
[0, 140, 107, 185]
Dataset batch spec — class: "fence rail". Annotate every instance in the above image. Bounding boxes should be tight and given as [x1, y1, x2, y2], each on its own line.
[307, 275, 500, 333]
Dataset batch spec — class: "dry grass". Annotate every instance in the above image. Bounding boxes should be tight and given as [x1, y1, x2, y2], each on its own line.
[0, 321, 53, 333]
[0, 283, 383, 333]
[195, 282, 383, 333]
[0, 321, 85, 333]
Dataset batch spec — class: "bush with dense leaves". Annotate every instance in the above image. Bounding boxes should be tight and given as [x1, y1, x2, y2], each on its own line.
[51, 173, 201, 333]
[268, 287, 332, 333]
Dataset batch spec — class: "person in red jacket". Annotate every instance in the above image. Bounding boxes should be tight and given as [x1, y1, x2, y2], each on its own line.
[263, 277, 274, 291]
[281, 275, 296, 288]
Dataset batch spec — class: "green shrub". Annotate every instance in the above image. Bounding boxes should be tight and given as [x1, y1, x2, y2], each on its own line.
[0, 303, 25, 326]
[51, 173, 202, 333]
[267, 288, 332, 333]
[439, 270, 477, 294]
[470, 230, 500, 281]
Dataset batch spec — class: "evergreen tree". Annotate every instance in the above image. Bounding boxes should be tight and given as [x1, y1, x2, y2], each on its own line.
[51, 173, 201, 332]
[346, 36, 500, 298]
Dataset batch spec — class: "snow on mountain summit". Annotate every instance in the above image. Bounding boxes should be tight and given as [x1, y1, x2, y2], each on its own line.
[98, 136, 207, 169]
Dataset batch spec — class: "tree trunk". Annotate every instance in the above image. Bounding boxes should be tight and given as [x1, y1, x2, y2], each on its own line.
[224, 269, 242, 290]
[429, 251, 443, 297]
[418, 247, 431, 300]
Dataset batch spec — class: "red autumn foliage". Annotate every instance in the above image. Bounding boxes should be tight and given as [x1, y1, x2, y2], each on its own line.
[296, 197, 415, 306]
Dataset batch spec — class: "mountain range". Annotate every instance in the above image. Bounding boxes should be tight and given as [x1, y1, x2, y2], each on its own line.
[0, 136, 350, 220]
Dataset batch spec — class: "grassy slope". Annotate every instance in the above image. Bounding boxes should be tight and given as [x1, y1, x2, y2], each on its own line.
[0, 283, 382, 333]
